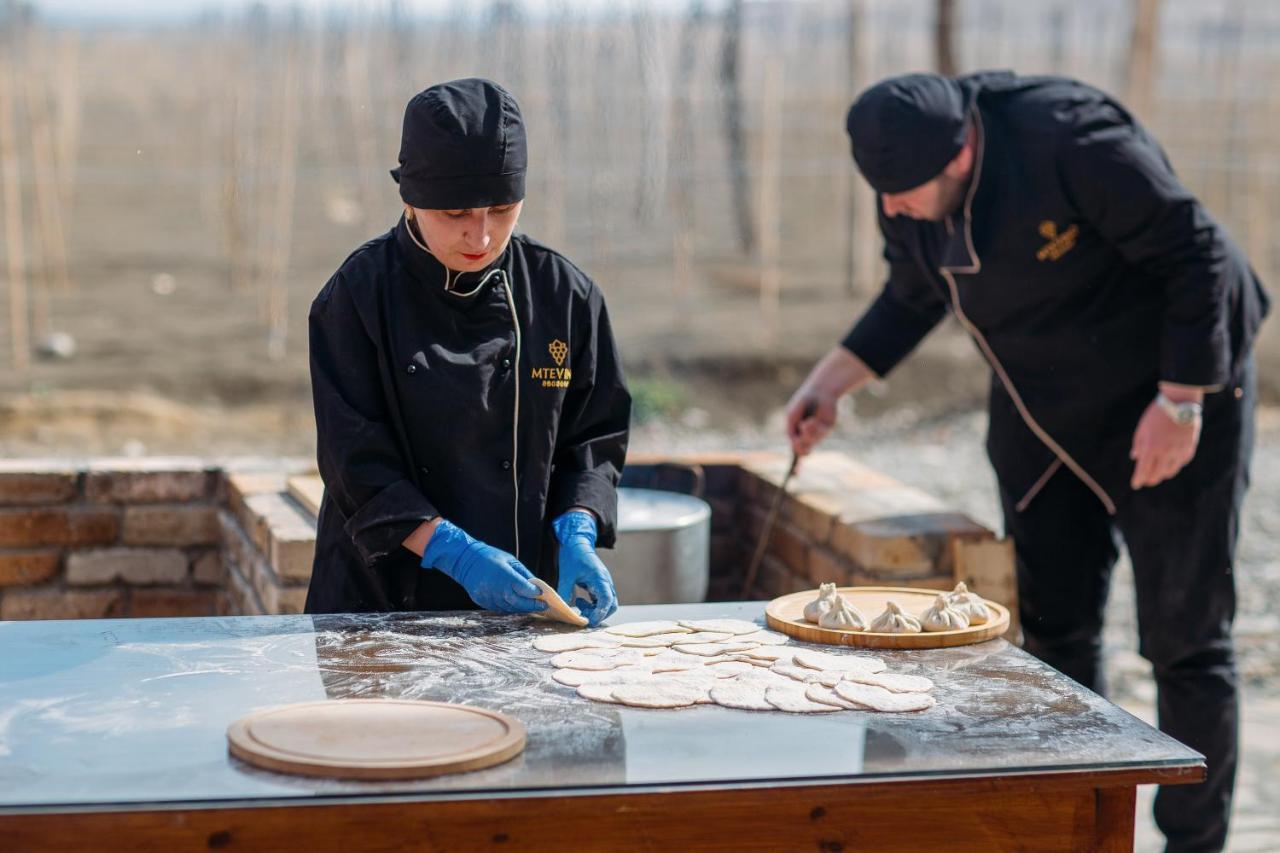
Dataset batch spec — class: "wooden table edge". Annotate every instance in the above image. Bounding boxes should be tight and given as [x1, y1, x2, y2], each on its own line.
[0, 763, 1206, 851]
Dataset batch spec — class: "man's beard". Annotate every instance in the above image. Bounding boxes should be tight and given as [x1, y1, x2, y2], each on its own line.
[927, 171, 970, 221]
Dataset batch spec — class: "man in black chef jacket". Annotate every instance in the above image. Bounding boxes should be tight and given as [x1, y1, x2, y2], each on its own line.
[786, 71, 1268, 852]
[306, 78, 631, 628]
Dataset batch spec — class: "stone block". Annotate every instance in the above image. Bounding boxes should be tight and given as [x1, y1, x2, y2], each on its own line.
[806, 545, 854, 587]
[271, 531, 315, 584]
[219, 511, 254, 574]
[848, 568, 954, 590]
[191, 550, 225, 586]
[765, 519, 809, 575]
[830, 512, 988, 577]
[705, 496, 737, 534]
[85, 460, 214, 504]
[262, 584, 309, 615]
[0, 550, 61, 586]
[129, 588, 217, 618]
[0, 508, 120, 547]
[700, 463, 744, 498]
[122, 506, 219, 546]
[263, 496, 316, 583]
[782, 490, 840, 546]
[0, 460, 80, 505]
[0, 588, 125, 621]
[224, 562, 266, 616]
[66, 548, 188, 586]
[752, 554, 807, 600]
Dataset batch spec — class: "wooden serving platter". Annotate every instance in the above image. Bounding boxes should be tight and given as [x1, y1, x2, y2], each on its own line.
[766, 586, 1010, 650]
[227, 699, 525, 780]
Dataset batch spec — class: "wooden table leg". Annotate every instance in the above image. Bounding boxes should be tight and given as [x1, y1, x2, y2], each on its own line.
[1094, 786, 1138, 852]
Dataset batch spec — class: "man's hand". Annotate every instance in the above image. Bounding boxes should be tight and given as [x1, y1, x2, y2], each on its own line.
[552, 511, 617, 627]
[1130, 385, 1204, 489]
[421, 520, 547, 614]
[785, 393, 837, 458]
[785, 347, 876, 458]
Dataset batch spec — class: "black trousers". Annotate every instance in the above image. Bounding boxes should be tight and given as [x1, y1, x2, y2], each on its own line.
[999, 361, 1255, 853]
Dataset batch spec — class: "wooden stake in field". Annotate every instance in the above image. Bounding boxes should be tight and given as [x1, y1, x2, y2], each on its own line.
[757, 58, 783, 350]
[24, 28, 73, 333]
[0, 46, 30, 373]
[266, 29, 301, 361]
[53, 29, 81, 269]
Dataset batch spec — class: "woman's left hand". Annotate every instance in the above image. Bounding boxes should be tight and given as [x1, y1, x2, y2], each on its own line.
[552, 511, 618, 627]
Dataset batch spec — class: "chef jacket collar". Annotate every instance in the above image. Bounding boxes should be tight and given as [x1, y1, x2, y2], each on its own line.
[394, 214, 509, 299]
[938, 106, 986, 275]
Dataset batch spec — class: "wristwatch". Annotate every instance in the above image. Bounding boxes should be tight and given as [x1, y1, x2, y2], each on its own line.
[1155, 392, 1203, 425]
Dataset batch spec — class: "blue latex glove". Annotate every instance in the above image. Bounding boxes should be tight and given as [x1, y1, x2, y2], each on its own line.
[552, 511, 618, 627]
[421, 520, 547, 615]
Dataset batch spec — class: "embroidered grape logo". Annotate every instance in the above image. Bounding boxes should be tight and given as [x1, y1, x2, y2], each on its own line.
[548, 339, 568, 367]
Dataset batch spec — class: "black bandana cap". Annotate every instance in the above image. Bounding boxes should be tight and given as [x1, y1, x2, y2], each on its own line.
[845, 73, 971, 195]
[390, 78, 527, 210]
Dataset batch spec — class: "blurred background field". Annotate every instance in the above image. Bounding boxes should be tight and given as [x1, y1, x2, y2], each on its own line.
[3, 5, 1279, 848]
[0, 0, 1277, 455]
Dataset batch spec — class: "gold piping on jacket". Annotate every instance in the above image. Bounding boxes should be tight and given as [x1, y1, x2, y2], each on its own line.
[1015, 458, 1064, 513]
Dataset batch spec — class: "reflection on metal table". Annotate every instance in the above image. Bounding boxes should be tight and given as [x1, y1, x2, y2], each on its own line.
[0, 602, 1202, 851]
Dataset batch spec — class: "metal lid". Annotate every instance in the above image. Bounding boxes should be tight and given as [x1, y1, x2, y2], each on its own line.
[617, 487, 711, 533]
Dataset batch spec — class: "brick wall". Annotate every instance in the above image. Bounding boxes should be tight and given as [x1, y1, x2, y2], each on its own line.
[0, 459, 224, 619]
[623, 451, 1018, 624]
[0, 453, 1016, 624]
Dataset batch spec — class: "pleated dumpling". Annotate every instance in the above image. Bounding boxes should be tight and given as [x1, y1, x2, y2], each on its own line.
[946, 582, 991, 626]
[818, 596, 866, 631]
[920, 593, 970, 632]
[803, 582, 840, 624]
[868, 600, 922, 634]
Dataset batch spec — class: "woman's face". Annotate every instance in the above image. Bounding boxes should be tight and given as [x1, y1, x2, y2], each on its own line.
[408, 201, 523, 272]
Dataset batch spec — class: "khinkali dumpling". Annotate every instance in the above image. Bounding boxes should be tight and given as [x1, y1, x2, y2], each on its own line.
[868, 600, 922, 634]
[818, 596, 867, 631]
[803, 582, 839, 624]
[920, 593, 970, 632]
[946, 582, 990, 625]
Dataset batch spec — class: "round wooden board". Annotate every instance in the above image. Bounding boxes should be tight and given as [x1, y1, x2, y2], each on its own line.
[227, 699, 526, 780]
[765, 586, 1010, 650]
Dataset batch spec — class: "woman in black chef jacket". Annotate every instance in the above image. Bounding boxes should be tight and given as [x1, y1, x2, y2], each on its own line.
[304, 78, 631, 627]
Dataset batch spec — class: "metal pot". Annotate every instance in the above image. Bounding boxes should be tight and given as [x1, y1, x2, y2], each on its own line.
[606, 487, 711, 605]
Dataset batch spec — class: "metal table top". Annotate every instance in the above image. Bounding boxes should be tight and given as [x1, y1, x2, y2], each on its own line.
[0, 602, 1201, 813]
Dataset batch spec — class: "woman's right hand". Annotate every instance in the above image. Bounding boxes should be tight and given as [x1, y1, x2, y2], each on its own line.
[421, 520, 547, 614]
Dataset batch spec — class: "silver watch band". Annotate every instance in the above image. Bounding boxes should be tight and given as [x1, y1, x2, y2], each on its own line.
[1155, 392, 1202, 425]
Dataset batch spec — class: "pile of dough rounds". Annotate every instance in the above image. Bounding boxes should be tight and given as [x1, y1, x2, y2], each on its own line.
[534, 618, 937, 713]
[800, 582, 992, 634]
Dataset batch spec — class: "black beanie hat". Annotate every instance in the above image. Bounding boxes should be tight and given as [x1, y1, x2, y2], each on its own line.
[845, 73, 970, 194]
[391, 78, 527, 209]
